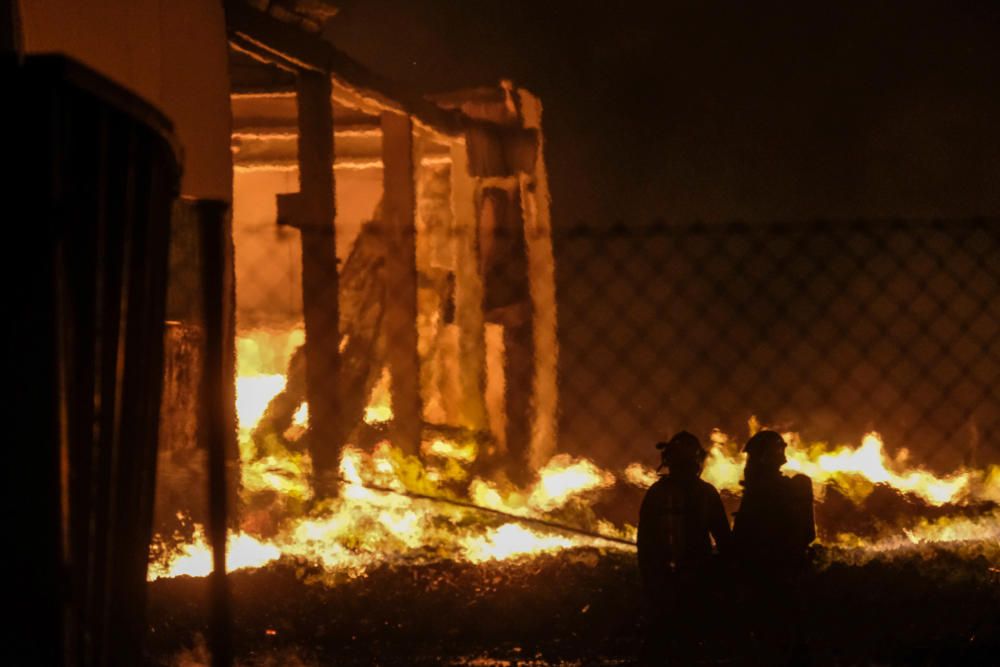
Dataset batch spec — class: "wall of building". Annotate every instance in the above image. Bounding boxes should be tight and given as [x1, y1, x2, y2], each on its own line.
[231, 165, 383, 329]
[19, 0, 233, 201]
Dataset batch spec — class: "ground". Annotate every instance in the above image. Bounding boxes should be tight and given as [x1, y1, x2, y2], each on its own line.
[147, 544, 1000, 666]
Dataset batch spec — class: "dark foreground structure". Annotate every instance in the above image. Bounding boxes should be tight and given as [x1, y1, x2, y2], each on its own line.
[8, 55, 180, 664]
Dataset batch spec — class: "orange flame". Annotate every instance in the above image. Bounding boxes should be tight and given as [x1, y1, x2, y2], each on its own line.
[148, 336, 1000, 582]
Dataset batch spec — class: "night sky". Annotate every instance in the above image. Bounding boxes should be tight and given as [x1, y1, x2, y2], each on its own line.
[326, 0, 1000, 227]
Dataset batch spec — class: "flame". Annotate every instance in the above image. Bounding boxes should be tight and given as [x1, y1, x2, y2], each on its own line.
[364, 367, 393, 424]
[423, 437, 478, 463]
[150, 440, 633, 581]
[783, 432, 971, 505]
[701, 429, 746, 493]
[467, 454, 615, 519]
[148, 527, 282, 580]
[528, 455, 616, 511]
[623, 462, 658, 488]
[630, 427, 979, 508]
[461, 523, 579, 562]
[827, 509, 1000, 566]
[291, 403, 308, 426]
[234, 329, 305, 427]
[235, 374, 287, 429]
[150, 334, 1000, 582]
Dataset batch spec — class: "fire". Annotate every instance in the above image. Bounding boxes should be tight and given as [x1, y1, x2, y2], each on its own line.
[149, 334, 1000, 582]
[363, 367, 393, 424]
[700, 429, 746, 493]
[627, 426, 982, 508]
[291, 403, 308, 427]
[148, 527, 281, 580]
[235, 374, 287, 429]
[234, 328, 305, 429]
[783, 432, 971, 505]
[464, 454, 616, 521]
[461, 524, 580, 562]
[623, 462, 658, 488]
[529, 455, 616, 511]
[423, 438, 477, 463]
[828, 509, 1000, 565]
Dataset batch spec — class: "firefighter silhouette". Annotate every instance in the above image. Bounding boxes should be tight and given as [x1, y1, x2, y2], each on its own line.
[733, 429, 816, 664]
[733, 430, 815, 567]
[637, 431, 731, 662]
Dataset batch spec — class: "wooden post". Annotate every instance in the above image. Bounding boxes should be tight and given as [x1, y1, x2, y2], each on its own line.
[479, 186, 534, 481]
[277, 71, 343, 493]
[517, 90, 559, 470]
[449, 141, 489, 432]
[381, 112, 422, 456]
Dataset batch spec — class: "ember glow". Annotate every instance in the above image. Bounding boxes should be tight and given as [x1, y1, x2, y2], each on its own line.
[149, 333, 1000, 582]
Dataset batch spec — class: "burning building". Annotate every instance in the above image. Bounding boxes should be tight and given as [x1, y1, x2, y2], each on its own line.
[153, 2, 560, 532]
[9, 1, 1000, 665]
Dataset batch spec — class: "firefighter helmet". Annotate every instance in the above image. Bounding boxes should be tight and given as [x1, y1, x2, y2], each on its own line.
[656, 430, 706, 470]
[743, 429, 788, 464]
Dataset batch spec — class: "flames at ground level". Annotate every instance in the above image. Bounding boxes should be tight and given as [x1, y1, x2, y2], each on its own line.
[148, 415, 1000, 582]
[148, 333, 1000, 582]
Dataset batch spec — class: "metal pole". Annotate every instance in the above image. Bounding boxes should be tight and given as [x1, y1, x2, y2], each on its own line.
[198, 199, 234, 667]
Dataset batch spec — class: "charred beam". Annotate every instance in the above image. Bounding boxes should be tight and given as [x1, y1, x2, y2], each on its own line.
[225, 0, 464, 137]
[517, 90, 558, 469]
[278, 71, 344, 494]
[381, 112, 423, 456]
[449, 141, 489, 432]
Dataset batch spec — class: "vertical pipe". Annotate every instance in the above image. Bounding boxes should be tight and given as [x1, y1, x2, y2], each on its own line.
[199, 199, 234, 667]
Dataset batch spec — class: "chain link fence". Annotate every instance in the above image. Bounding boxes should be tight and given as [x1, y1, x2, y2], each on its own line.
[556, 220, 1000, 473]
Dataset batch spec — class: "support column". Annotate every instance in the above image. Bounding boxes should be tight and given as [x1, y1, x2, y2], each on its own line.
[449, 141, 489, 432]
[517, 90, 559, 470]
[480, 186, 534, 481]
[381, 112, 422, 456]
[277, 71, 343, 493]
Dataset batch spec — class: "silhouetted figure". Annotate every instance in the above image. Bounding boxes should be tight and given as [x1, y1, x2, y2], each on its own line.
[734, 430, 815, 568]
[637, 431, 731, 663]
[733, 430, 815, 664]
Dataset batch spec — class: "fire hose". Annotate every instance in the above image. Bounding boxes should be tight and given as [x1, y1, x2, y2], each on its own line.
[343, 477, 639, 549]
